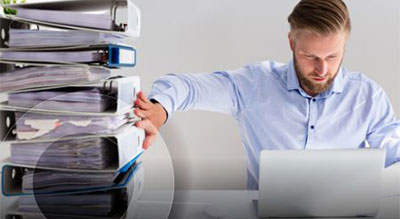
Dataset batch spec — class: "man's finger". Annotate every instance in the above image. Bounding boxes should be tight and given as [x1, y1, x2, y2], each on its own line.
[134, 98, 151, 110]
[142, 134, 156, 150]
[138, 91, 151, 103]
[134, 109, 147, 119]
[135, 119, 158, 134]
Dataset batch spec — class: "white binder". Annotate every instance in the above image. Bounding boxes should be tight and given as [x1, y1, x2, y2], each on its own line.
[0, 76, 141, 115]
[0, 62, 111, 93]
[0, 124, 145, 174]
[0, 0, 141, 38]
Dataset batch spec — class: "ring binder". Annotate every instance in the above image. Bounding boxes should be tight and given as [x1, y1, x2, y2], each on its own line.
[0, 0, 141, 38]
[1, 163, 144, 218]
[0, 64, 111, 93]
[5, 28, 125, 49]
[1, 161, 143, 196]
[0, 76, 141, 115]
[0, 44, 137, 68]
[1, 124, 145, 172]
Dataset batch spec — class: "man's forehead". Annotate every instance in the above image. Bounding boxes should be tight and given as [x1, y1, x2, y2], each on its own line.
[293, 30, 347, 55]
[293, 29, 349, 40]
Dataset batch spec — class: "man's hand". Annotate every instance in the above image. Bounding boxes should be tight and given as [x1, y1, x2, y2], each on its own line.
[134, 91, 167, 149]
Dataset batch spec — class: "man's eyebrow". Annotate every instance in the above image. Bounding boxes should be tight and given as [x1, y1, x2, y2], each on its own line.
[298, 51, 340, 57]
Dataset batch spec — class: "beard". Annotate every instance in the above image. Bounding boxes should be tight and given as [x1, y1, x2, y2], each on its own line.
[293, 54, 341, 96]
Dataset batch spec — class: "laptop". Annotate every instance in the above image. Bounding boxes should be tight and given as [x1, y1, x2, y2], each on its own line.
[258, 148, 386, 218]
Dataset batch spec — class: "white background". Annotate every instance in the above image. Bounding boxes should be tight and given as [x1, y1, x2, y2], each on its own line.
[126, 0, 400, 189]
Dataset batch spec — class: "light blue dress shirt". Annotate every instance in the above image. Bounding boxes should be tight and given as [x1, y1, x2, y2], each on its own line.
[148, 60, 400, 189]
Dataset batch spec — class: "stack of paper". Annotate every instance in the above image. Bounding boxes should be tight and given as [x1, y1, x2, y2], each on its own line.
[11, 138, 117, 170]
[21, 168, 116, 193]
[8, 87, 114, 112]
[8, 29, 124, 48]
[18, 191, 117, 216]
[11, 8, 115, 30]
[0, 50, 104, 63]
[0, 66, 110, 92]
[14, 112, 128, 140]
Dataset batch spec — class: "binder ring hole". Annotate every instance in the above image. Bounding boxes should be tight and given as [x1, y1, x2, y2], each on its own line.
[11, 168, 16, 179]
[6, 116, 11, 128]
[1, 28, 5, 40]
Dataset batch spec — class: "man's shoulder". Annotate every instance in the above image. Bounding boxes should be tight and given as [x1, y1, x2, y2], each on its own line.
[345, 70, 381, 90]
[248, 60, 287, 73]
[240, 60, 288, 80]
[343, 69, 384, 94]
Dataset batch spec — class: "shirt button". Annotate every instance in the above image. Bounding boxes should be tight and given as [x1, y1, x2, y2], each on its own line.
[312, 98, 316, 102]
[310, 125, 315, 129]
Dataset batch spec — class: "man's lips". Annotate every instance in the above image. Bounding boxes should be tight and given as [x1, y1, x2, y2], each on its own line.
[311, 77, 326, 82]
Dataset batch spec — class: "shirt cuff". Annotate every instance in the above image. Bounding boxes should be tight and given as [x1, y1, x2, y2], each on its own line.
[148, 94, 173, 124]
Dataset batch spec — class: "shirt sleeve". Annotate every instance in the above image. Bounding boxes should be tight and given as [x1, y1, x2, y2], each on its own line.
[148, 65, 256, 123]
[366, 87, 400, 167]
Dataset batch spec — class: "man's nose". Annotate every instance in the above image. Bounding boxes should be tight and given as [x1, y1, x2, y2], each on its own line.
[314, 59, 328, 76]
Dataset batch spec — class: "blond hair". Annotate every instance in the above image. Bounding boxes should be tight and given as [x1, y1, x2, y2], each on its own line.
[288, 0, 351, 35]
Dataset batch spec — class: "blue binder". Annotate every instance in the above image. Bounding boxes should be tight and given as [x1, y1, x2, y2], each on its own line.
[0, 44, 136, 68]
[1, 159, 143, 197]
[107, 44, 136, 68]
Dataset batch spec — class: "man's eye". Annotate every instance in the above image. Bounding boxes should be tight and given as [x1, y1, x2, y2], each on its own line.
[305, 55, 314, 59]
[327, 56, 337, 60]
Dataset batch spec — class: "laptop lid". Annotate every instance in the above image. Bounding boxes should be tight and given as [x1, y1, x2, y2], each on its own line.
[258, 148, 386, 218]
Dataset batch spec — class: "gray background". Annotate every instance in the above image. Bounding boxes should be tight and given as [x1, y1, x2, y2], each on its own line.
[126, 0, 400, 190]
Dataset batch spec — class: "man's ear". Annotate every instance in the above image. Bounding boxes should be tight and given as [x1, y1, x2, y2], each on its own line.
[288, 32, 295, 52]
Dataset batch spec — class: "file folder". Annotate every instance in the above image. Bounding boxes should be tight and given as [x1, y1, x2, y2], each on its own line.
[1, 163, 143, 218]
[13, 111, 130, 140]
[1, 0, 141, 38]
[1, 76, 141, 115]
[3, 124, 145, 172]
[1, 161, 143, 196]
[0, 64, 111, 93]
[6, 28, 125, 49]
[0, 109, 136, 142]
[0, 44, 137, 67]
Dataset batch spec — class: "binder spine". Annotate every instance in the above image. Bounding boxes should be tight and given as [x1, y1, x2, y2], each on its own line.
[107, 44, 136, 68]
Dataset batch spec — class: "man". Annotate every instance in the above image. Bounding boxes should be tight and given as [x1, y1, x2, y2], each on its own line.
[134, 0, 400, 189]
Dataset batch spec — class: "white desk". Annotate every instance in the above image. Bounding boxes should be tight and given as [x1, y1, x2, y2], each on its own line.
[170, 163, 400, 219]
[169, 190, 399, 219]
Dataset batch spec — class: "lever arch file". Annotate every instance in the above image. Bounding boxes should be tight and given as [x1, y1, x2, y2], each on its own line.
[1, 161, 143, 196]
[4, 8, 115, 30]
[0, 50, 104, 63]
[6, 124, 145, 172]
[7, 87, 114, 113]
[7, 28, 124, 48]
[2, 164, 144, 218]
[1, 0, 141, 38]
[0, 65, 111, 93]
[0, 44, 136, 67]
[1, 76, 140, 115]
[14, 111, 129, 140]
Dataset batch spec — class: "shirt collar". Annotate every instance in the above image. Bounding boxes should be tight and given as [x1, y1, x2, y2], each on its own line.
[286, 59, 346, 97]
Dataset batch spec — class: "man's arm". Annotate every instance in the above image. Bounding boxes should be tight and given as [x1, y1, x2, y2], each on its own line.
[366, 87, 400, 167]
[134, 67, 257, 149]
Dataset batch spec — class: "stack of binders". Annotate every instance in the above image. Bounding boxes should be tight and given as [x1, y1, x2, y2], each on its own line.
[0, 0, 145, 218]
